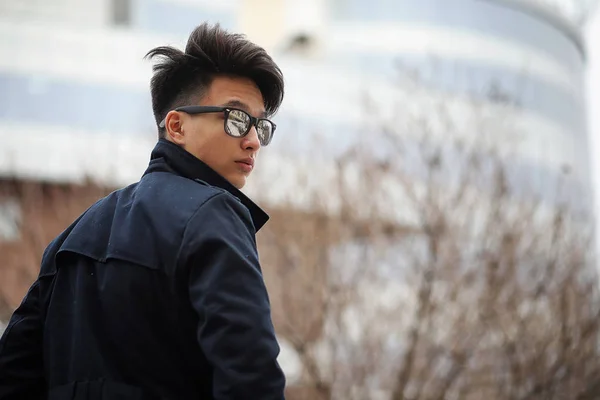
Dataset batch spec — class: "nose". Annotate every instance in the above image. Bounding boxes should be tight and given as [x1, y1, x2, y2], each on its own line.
[241, 125, 261, 151]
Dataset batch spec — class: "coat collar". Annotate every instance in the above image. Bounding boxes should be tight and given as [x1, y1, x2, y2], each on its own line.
[143, 139, 269, 231]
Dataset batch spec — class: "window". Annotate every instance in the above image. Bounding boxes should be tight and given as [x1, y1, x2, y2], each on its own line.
[112, 0, 131, 26]
[0, 199, 21, 242]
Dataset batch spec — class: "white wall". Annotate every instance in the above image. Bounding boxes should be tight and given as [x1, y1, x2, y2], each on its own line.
[0, 0, 110, 28]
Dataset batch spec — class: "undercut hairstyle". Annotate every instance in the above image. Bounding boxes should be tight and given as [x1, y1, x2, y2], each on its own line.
[145, 22, 285, 139]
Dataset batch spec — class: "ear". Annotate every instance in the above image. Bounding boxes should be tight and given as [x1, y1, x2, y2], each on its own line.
[165, 110, 186, 145]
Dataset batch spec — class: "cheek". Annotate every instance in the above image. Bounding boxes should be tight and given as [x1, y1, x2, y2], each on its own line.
[197, 130, 236, 164]
[187, 121, 218, 150]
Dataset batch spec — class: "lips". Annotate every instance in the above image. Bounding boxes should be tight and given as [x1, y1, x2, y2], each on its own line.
[236, 158, 255, 167]
[236, 158, 254, 172]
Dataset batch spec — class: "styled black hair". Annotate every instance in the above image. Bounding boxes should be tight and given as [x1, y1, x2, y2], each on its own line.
[145, 22, 285, 138]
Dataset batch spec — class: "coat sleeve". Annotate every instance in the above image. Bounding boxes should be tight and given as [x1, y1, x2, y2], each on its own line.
[182, 192, 286, 400]
[0, 279, 46, 399]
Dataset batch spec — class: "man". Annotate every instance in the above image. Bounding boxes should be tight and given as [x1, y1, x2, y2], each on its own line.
[0, 23, 286, 399]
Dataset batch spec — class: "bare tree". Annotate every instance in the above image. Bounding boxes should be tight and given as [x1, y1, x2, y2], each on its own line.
[0, 177, 112, 321]
[256, 80, 597, 400]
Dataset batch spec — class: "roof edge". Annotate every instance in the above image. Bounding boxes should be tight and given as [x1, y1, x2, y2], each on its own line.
[478, 0, 587, 61]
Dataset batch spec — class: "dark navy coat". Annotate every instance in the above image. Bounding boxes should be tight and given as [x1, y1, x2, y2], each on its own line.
[0, 139, 286, 399]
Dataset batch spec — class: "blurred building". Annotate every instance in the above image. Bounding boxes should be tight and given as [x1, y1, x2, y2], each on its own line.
[0, 0, 597, 393]
[585, 5, 600, 255]
[0, 0, 594, 210]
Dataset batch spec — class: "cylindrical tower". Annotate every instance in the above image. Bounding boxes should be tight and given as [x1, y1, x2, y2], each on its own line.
[267, 0, 597, 213]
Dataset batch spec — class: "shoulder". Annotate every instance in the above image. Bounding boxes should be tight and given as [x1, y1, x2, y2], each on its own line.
[138, 172, 230, 212]
[178, 188, 257, 267]
[171, 176, 250, 225]
[187, 188, 253, 232]
[138, 172, 253, 233]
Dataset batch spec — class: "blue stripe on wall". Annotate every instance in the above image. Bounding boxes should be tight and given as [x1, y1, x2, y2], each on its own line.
[329, 0, 584, 74]
[0, 73, 155, 135]
[324, 52, 586, 136]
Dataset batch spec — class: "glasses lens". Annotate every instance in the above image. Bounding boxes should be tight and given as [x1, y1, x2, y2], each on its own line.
[226, 110, 251, 137]
[257, 119, 273, 146]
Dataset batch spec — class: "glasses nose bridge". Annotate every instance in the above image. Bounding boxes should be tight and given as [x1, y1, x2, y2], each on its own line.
[246, 116, 264, 140]
[248, 115, 259, 130]
[244, 117, 262, 146]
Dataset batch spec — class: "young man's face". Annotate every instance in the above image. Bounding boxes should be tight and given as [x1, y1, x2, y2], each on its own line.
[165, 75, 266, 189]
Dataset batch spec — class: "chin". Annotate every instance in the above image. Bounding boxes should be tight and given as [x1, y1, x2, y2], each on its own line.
[230, 176, 246, 189]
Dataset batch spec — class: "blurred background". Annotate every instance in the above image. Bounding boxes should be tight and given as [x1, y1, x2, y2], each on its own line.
[1, 0, 600, 398]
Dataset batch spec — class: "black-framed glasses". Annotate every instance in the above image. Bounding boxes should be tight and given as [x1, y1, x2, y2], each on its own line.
[159, 106, 276, 146]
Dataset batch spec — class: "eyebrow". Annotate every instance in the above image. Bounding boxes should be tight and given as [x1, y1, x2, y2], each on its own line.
[220, 100, 267, 118]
